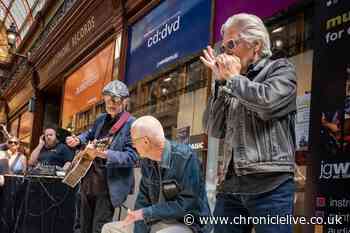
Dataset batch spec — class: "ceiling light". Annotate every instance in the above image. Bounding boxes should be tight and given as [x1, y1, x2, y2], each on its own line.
[272, 26, 284, 34]
[275, 39, 283, 48]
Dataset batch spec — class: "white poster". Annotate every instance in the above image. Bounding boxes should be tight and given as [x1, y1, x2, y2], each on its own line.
[296, 93, 311, 151]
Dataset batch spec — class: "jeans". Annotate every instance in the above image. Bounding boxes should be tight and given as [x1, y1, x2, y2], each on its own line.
[213, 179, 295, 233]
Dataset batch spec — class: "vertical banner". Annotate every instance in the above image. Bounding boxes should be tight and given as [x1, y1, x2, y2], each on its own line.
[296, 93, 311, 151]
[309, 0, 350, 232]
[62, 42, 115, 129]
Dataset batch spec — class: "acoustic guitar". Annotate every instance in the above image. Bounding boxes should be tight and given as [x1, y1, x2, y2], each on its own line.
[62, 137, 110, 188]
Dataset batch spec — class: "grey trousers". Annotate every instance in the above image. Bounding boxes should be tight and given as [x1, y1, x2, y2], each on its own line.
[101, 221, 193, 233]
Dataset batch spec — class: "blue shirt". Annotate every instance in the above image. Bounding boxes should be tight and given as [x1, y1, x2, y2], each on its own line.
[9, 154, 26, 174]
[38, 143, 74, 167]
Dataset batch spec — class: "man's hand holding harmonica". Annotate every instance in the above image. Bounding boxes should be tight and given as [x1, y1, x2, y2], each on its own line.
[200, 45, 242, 80]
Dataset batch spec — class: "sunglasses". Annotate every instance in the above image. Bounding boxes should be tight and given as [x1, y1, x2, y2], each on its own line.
[220, 38, 241, 54]
[8, 141, 19, 145]
[103, 94, 123, 104]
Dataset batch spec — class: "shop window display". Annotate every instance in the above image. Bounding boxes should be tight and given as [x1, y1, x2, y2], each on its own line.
[268, 8, 313, 231]
[130, 60, 209, 136]
[268, 8, 313, 58]
[129, 59, 210, 166]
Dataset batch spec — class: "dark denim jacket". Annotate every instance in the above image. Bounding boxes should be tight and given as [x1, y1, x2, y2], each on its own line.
[204, 58, 297, 177]
[78, 112, 138, 207]
[134, 140, 212, 233]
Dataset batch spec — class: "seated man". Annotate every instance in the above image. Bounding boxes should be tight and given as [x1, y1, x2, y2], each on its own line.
[29, 127, 74, 168]
[102, 116, 212, 233]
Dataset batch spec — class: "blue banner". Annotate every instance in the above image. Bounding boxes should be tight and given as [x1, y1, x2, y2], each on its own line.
[125, 0, 212, 86]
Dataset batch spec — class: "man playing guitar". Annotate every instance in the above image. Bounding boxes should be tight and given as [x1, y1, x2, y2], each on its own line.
[66, 80, 138, 233]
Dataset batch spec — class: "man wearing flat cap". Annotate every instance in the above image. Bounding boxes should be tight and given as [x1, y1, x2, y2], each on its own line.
[66, 80, 138, 233]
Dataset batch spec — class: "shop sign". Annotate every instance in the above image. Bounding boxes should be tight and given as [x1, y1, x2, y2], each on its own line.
[189, 134, 207, 151]
[38, 0, 114, 84]
[125, 0, 211, 86]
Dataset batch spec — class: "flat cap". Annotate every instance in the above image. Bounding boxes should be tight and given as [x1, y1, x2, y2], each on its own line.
[102, 80, 129, 98]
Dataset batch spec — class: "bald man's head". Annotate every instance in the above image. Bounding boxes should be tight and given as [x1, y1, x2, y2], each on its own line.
[131, 116, 166, 160]
[131, 116, 165, 142]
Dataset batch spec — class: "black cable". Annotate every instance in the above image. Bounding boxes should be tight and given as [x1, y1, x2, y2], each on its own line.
[13, 177, 31, 233]
[118, 207, 122, 221]
[27, 190, 70, 217]
[27, 179, 70, 217]
[21, 176, 32, 232]
[24, 177, 71, 233]
[6, 175, 71, 233]
[120, 204, 128, 210]
[118, 203, 130, 220]
[0, 212, 9, 232]
[38, 180, 57, 202]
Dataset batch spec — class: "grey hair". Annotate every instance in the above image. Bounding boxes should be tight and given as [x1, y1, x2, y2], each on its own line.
[220, 13, 272, 57]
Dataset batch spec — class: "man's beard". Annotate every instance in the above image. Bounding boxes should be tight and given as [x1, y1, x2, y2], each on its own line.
[46, 140, 56, 148]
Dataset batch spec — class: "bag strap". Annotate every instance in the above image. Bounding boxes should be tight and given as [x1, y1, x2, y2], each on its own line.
[109, 112, 131, 135]
[9, 153, 21, 172]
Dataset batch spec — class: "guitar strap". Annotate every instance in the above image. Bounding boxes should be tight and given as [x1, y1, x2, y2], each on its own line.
[109, 111, 131, 136]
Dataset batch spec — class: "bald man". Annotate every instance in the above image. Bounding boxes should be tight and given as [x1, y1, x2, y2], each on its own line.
[102, 116, 212, 233]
